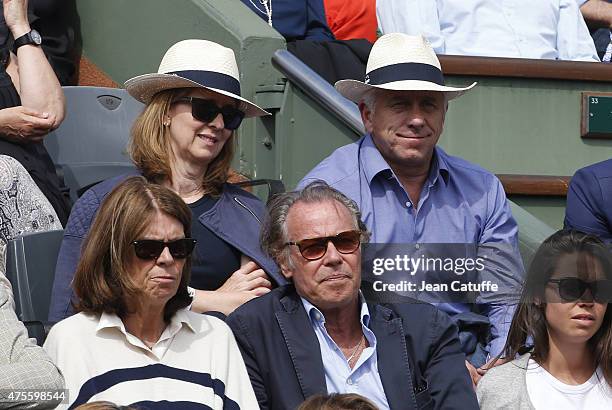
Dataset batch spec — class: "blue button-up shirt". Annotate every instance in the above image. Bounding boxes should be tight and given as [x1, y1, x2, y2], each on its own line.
[299, 134, 524, 357]
[300, 296, 390, 409]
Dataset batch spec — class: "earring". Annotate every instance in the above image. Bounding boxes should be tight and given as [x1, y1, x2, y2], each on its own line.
[163, 116, 171, 126]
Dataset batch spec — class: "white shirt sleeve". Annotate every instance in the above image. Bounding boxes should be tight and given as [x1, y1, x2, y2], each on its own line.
[558, 0, 600, 61]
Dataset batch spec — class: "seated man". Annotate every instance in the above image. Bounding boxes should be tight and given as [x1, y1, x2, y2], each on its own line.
[376, 0, 599, 61]
[299, 33, 525, 383]
[0, 243, 65, 408]
[564, 158, 612, 243]
[226, 182, 478, 410]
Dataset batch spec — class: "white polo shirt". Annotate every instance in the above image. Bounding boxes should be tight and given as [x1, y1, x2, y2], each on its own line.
[44, 309, 257, 409]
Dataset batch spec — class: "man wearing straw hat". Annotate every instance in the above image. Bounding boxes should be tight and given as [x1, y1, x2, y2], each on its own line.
[299, 33, 524, 386]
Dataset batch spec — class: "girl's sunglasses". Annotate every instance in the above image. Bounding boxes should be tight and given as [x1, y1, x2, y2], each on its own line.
[132, 238, 197, 260]
[174, 97, 245, 130]
[285, 230, 362, 261]
[548, 277, 612, 303]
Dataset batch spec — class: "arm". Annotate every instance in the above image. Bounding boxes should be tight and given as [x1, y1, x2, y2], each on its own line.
[477, 177, 524, 358]
[48, 187, 101, 322]
[0, 280, 65, 409]
[190, 261, 272, 316]
[557, 0, 600, 61]
[305, 0, 335, 41]
[580, 0, 612, 28]
[225, 313, 270, 410]
[426, 308, 479, 409]
[4, 0, 65, 127]
[564, 166, 612, 243]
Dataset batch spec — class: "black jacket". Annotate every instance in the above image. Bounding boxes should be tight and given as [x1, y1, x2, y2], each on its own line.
[226, 285, 479, 410]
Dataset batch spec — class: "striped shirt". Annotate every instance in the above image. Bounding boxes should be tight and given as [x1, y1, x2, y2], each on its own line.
[43, 310, 257, 409]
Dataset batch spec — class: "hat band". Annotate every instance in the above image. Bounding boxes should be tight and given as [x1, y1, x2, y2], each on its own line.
[365, 63, 445, 86]
[167, 70, 241, 96]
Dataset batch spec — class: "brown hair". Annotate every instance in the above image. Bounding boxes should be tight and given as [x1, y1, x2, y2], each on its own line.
[298, 394, 379, 410]
[73, 176, 192, 321]
[500, 230, 612, 387]
[128, 88, 235, 196]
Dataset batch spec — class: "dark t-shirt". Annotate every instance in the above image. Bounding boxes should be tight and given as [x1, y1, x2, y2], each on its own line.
[188, 195, 241, 290]
[0, 71, 71, 225]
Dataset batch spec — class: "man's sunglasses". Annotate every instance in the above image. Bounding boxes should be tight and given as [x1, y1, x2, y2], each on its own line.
[132, 238, 197, 260]
[174, 97, 245, 130]
[286, 230, 362, 261]
[548, 277, 612, 303]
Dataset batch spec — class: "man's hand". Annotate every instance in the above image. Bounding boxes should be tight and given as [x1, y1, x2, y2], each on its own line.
[465, 357, 510, 388]
[465, 360, 482, 389]
[0, 106, 56, 143]
[476, 357, 510, 376]
[3, 0, 30, 38]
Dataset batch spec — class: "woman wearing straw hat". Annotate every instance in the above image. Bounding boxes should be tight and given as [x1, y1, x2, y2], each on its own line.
[49, 39, 286, 322]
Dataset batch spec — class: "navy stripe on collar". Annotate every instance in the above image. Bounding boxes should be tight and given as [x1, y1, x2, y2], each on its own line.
[365, 63, 444, 86]
[168, 70, 241, 96]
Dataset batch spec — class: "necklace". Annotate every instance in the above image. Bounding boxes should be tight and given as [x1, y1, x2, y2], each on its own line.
[344, 335, 365, 366]
[248, 0, 272, 26]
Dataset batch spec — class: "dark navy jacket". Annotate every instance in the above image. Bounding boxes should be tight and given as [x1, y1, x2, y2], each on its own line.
[565, 158, 612, 243]
[226, 285, 479, 410]
[240, 0, 334, 41]
[48, 173, 286, 322]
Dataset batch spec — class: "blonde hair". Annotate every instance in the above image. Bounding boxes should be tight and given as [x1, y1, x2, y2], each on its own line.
[129, 88, 235, 196]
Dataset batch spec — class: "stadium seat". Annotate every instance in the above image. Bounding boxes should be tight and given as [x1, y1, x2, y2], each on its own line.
[4, 230, 64, 327]
[44, 86, 144, 202]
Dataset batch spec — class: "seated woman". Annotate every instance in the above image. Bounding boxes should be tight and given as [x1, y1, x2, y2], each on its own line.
[49, 39, 287, 322]
[43, 176, 258, 409]
[477, 230, 612, 409]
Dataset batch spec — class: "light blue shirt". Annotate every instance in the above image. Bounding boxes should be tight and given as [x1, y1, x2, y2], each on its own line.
[299, 134, 524, 357]
[300, 296, 390, 410]
[377, 0, 599, 61]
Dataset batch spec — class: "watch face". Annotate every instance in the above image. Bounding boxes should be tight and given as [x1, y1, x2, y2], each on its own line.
[30, 30, 42, 45]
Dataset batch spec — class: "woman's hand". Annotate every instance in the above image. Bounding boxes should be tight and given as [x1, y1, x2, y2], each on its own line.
[190, 262, 273, 315]
[217, 261, 272, 293]
[0, 106, 56, 143]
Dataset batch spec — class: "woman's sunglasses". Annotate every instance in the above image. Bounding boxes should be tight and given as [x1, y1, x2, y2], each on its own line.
[174, 97, 245, 130]
[548, 277, 612, 303]
[132, 238, 197, 260]
[285, 230, 362, 261]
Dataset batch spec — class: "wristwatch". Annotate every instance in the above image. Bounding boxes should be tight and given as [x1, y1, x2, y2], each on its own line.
[12, 29, 42, 53]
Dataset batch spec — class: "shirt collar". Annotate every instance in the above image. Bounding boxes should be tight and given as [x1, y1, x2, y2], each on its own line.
[96, 309, 197, 335]
[360, 134, 393, 185]
[300, 292, 371, 328]
[360, 133, 450, 187]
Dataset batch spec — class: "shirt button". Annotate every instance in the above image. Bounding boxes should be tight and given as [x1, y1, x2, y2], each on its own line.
[347, 378, 353, 385]
[314, 312, 321, 321]
[405, 201, 411, 208]
[415, 243, 420, 250]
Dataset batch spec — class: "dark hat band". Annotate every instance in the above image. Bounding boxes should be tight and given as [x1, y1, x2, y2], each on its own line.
[167, 70, 241, 96]
[365, 63, 445, 86]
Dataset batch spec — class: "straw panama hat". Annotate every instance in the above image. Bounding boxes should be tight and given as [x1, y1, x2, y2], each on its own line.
[124, 39, 270, 118]
[335, 33, 476, 103]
